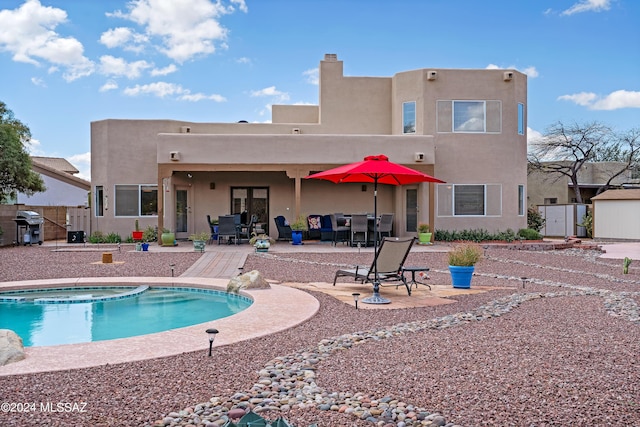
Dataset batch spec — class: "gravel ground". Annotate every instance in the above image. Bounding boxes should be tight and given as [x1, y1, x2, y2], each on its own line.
[0, 245, 639, 427]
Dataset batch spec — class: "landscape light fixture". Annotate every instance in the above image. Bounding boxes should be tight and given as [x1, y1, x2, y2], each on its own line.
[521, 277, 528, 289]
[352, 293, 361, 309]
[170, 263, 175, 277]
[206, 328, 219, 357]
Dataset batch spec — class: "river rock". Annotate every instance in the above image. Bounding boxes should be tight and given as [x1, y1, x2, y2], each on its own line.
[0, 329, 26, 366]
[227, 270, 270, 293]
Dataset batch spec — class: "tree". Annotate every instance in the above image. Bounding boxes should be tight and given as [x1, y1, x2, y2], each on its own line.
[0, 101, 45, 202]
[528, 121, 640, 203]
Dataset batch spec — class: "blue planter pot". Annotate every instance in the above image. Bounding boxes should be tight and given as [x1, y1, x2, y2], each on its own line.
[448, 265, 475, 288]
[291, 230, 303, 245]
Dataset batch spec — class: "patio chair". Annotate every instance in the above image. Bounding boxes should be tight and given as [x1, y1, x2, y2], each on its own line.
[237, 214, 256, 243]
[375, 213, 394, 243]
[350, 214, 369, 247]
[206, 215, 217, 244]
[333, 236, 416, 295]
[329, 213, 349, 246]
[274, 216, 292, 241]
[307, 214, 323, 240]
[217, 215, 238, 245]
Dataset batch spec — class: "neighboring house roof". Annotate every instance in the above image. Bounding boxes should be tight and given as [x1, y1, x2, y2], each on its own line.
[31, 156, 79, 175]
[30, 159, 90, 190]
[591, 189, 640, 201]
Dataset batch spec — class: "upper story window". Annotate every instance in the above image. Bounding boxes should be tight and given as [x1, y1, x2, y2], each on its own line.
[437, 100, 502, 133]
[402, 101, 416, 134]
[454, 101, 485, 132]
[115, 184, 158, 217]
[518, 103, 525, 135]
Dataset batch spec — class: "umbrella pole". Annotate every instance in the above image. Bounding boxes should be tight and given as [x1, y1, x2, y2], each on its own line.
[362, 178, 390, 304]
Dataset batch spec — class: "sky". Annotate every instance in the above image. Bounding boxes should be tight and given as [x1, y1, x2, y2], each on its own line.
[1, 0, 639, 181]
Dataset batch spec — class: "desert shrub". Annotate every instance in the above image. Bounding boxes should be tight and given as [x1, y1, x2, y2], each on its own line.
[88, 231, 121, 243]
[494, 228, 517, 242]
[104, 232, 122, 243]
[142, 225, 157, 242]
[448, 242, 483, 266]
[88, 231, 104, 243]
[518, 228, 541, 240]
[578, 211, 593, 238]
[527, 207, 545, 232]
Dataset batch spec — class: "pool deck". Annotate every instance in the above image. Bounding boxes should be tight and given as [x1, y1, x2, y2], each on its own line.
[1, 238, 637, 376]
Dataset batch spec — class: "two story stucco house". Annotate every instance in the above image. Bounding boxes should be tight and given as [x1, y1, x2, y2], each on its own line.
[90, 54, 528, 241]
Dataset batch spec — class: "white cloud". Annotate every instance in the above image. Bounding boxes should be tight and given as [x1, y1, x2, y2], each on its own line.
[151, 64, 178, 76]
[107, 0, 248, 63]
[520, 66, 539, 78]
[99, 27, 148, 53]
[31, 77, 46, 87]
[99, 80, 118, 92]
[124, 81, 184, 97]
[230, 0, 248, 13]
[527, 127, 544, 144]
[562, 0, 611, 15]
[99, 55, 152, 79]
[250, 86, 290, 102]
[68, 152, 91, 181]
[123, 81, 226, 102]
[25, 137, 44, 155]
[486, 63, 539, 78]
[235, 57, 252, 65]
[0, 0, 95, 81]
[303, 67, 319, 85]
[558, 90, 640, 110]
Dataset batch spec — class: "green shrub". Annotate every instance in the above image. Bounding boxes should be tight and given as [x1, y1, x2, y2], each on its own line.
[88, 231, 122, 243]
[88, 231, 104, 243]
[518, 228, 541, 240]
[435, 227, 541, 243]
[105, 232, 122, 243]
[494, 228, 517, 242]
[578, 211, 593, 238]
[527, 207, 545, 232]
[142, 225, 157, 242]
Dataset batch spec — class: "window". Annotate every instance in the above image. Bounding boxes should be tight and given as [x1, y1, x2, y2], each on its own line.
[437, 100, 501, 133]
[544, 198, 557, 205]
[141, 185, 158, 216]
[402, 101, 416, 134]
[454, 101, 485, 132]
[115, 184, 158, 216]
[518, 103, 525, 135]
[454, 185, 485, 215]
[95, 186, 104, 217]
[518, 185, 525, 216]
[437, 184, 502, 217]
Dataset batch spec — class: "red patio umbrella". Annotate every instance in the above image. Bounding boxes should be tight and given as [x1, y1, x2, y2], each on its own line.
[306, 154, 445, 304]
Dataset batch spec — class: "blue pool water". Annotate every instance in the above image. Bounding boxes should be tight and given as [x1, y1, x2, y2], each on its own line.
[0, 286, 252, 347]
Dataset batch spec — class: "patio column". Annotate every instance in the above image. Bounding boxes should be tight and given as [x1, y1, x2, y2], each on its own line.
[286, 168, 310, 219]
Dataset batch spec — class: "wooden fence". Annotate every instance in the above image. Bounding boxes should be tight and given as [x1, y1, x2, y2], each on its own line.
[0, 205, 91, 246]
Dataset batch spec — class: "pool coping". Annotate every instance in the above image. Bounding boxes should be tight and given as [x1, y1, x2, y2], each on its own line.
[0, 277, 319, 376]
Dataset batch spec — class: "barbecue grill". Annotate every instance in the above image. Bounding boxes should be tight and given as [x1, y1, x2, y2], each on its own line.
[13, 210, 44, 245]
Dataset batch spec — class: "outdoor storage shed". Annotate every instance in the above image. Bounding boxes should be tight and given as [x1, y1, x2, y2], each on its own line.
[591, 189, 640, 240]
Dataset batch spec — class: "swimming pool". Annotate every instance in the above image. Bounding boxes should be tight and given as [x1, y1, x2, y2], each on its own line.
[0, 286, 252, 347]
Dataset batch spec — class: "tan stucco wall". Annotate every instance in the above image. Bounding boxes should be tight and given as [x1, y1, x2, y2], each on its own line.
[91, 54, 527, 239]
